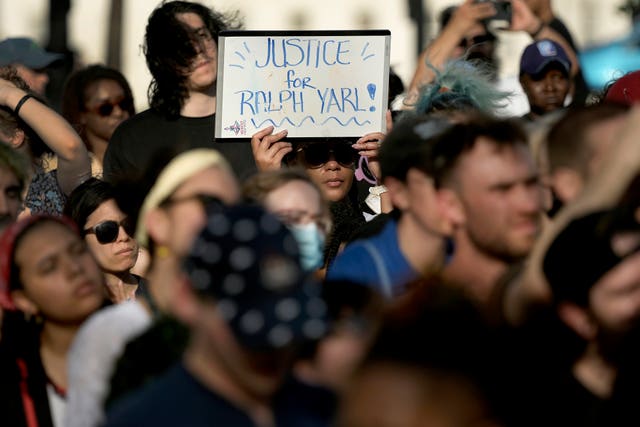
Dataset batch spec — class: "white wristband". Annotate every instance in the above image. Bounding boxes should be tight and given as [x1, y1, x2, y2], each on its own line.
[368, 185, 388, 196]
[365, 185, 388, 214]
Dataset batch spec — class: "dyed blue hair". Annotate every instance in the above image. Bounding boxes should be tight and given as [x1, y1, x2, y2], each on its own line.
[412, 59, 510, 116]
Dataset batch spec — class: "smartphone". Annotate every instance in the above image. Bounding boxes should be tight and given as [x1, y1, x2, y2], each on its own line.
[476, 0, 512, 26]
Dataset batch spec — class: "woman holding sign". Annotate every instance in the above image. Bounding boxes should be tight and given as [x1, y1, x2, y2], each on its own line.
[252, 112, 392, 269]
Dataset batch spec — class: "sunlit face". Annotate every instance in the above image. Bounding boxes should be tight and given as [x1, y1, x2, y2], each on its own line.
[14, 64, 49, 95]
[84, 199, 138, 275]
[294, 146, 356, 203]
[14, 221, 104, 324]
[154, 166, 240, 257]
[0, 167, 22, 233]
[454, 138, 543, 261]
[177, 12, 218, 93]
[81, 79, 131, 143]
[263, 180, 328, 233]
[521, 68, 570, 116]
[403, 169, 453, 238]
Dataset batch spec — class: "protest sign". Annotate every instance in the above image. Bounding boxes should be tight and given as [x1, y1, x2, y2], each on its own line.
[215, 30, 391, 141]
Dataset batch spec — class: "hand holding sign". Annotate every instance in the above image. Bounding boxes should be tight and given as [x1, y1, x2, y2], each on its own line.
[251, 126, 291, 171]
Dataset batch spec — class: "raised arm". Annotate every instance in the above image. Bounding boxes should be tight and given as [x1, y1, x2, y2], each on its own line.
[510, 0, 580, 78]
[407, 0, 497, 103]
[0, 78, 91, 195]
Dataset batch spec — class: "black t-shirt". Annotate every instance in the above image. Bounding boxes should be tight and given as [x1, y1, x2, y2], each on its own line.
[103, 109, 257, 183]
[105, 363, 325, 427]
[104, 363, 254, 427]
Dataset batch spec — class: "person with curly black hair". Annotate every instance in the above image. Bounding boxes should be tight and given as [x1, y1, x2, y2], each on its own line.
[103, 1, 256, 183]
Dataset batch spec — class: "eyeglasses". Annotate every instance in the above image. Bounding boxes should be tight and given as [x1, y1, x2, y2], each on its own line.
[86, 97, 133, 117]
[275, 209, 329, 233]
[459, 34, 495, 49]
[84, 218, 134, 244]
[161, 194, 224, 210]
[299, 143, 358, 169]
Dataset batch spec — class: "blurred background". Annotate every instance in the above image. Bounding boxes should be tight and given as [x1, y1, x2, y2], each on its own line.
[0, 0, 637, 111]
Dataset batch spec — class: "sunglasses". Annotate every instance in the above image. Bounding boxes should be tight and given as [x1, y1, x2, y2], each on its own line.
[459, 34, 495, 49]
[84, 218, 134, 244]
[299, 143, 358, 168]
[161, 194, 224, 210]
[87, 97, 133, 117]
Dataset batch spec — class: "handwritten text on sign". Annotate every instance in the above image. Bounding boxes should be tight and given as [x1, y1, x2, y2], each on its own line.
[215, 31, 390, 139]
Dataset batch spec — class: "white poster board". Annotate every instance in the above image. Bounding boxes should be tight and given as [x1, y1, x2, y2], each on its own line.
[215, 30, 391, 141]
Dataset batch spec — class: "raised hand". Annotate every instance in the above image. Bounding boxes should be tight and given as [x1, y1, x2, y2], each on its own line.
[250, 126, 292, 171]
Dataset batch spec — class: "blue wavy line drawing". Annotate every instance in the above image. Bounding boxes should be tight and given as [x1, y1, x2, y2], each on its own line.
[234, 51, 246, 61]
[250, 116, 371, 128]
[230, 64, 244, 69]
[243, 42, 250, 54]
[361, 42, 370, 57]
[363, 54, 375, 61]
[297, 116, 316, 127]
[250, 116, 317, 128]
[321, 117, 372, 126]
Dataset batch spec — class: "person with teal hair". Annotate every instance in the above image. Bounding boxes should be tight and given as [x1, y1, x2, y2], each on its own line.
[410, 58, 510, 117]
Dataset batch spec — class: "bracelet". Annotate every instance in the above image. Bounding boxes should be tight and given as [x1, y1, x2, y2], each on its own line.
[530, 21, 545, 39]
[14, 94, 34, 116]
[368, 185, 388, 197]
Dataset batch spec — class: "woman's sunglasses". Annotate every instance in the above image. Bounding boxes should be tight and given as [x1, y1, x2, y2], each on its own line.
[299, 143, 358, 168]
[84, 218, 134, 244]
[87, 97, 133, 117]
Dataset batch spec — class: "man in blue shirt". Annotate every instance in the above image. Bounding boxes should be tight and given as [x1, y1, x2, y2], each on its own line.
[327, 116, 463, 297]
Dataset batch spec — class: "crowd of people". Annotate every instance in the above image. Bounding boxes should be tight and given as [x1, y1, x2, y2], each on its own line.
[0, 0, 639, 426]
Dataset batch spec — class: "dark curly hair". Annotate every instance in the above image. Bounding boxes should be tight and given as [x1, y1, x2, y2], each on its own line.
[144, 1, 241, 118]
[0, 66, 52, 161]
[61, 64, 135, 142]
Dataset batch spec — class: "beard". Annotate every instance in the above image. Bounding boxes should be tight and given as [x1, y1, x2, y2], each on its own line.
[466, 225, 533, 264]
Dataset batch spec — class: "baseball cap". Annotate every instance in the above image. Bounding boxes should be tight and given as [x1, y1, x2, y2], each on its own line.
[520, 39, 571, 78]
[0, 37, 63, 69]
[604, 70, 640, 106]
[543, 208, 640, 307]
[183, 204, 328, 350]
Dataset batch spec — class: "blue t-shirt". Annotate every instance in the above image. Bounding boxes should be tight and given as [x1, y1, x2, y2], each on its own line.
[326, 219, 418, 297]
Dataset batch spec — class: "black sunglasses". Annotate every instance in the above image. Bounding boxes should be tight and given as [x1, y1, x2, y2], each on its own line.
[87, 97, 133, 117]
[161, 194, 224, 210]
[299, 143, 358, 168]
[84, 218, 134, 244]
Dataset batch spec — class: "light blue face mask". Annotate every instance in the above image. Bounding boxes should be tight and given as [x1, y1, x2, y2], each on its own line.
[289, 222, 326, 271]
